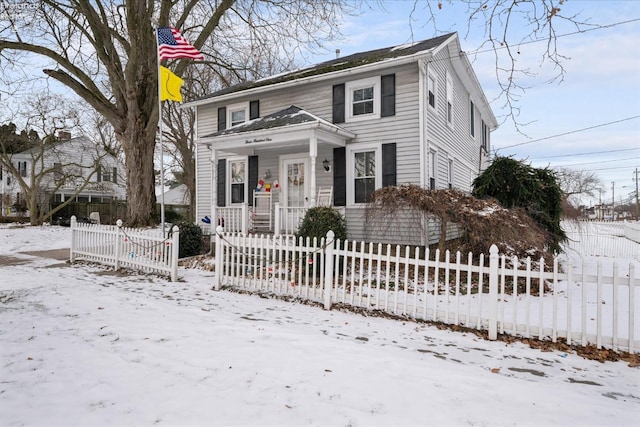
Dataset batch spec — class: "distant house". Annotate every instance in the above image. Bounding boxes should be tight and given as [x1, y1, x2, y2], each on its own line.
[0, 134, 125, 217]
[185, 32, 498, 244]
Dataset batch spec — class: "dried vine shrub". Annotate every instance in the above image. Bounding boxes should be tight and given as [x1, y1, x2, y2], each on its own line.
[365, 185, 553, 263]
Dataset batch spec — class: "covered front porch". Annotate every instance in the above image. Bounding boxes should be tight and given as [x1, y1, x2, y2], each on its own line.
[200, 106, 354, 235]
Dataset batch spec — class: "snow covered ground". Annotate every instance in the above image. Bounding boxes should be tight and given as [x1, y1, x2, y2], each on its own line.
[1, 224, 638, 426]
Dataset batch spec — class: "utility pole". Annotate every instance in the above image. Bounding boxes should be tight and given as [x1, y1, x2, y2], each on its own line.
[634, 168, 639, 220]
[611, 181, 615, 220]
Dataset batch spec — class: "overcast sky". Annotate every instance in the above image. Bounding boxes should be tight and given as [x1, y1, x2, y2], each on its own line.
[306, 0, 640, 206]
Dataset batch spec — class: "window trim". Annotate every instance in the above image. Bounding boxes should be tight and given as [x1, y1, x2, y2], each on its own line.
[482, 120, 490, 152]
[469, 99, 476, 138]
[227, 102, 249, 127]
[445, 72, 453, 128]
[428, 149, 437, 190]
[227, 156, 248, 205]
[427, 72, 437, 110]
[447, 157, 454, 189]
[345, 77, 380, 123]
[346, 143, 381, 206]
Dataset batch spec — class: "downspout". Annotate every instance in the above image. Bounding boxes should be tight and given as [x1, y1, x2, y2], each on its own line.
[418, 57, 431, 247]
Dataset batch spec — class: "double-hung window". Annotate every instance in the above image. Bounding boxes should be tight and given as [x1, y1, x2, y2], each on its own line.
[446, 72, 453, 127]
[354, 150, 376, 203]
[482, 120, 489, 152]
[470, 100, 475, 137]
[227, 103, 248, 127]
[230, 159, 246, 204]
[346, 77, 380, 122]
[18, 161, 27, 177]
[428, 74, 436, 109]
[428, 150, 437, 189]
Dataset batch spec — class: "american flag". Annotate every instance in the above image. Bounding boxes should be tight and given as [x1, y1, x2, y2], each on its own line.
[157, 27, 203, 61]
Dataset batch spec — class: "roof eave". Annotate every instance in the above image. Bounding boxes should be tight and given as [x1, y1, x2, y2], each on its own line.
[183, 49, 442, 109]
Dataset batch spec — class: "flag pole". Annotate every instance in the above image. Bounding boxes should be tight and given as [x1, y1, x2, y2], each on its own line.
[156, 27, 166, 233]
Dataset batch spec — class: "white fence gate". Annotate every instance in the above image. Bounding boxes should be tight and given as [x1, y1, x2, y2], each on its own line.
[214, 227, 638, 354]
[70, 216, 180, 281]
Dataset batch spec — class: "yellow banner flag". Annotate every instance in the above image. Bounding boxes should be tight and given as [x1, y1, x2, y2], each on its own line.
[160, 66, 183, 102]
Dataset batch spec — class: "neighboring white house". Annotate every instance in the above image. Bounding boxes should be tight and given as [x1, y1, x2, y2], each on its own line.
[184, 32, 498, 244]
[0, 134, 126, 216]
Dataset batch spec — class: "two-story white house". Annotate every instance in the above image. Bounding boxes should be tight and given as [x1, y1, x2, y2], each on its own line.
[185, 32, 497, 244]
[0, 134, 126, 217]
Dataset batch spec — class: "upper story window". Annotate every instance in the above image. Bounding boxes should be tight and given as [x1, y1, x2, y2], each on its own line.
[346, 77, 380, 122]
[227, 102, 249, 127]
[470, 100, 475, 137]
[428, 74, 436, 109]
[446, 72, 453, 127]
[97, 164, 118, 183]
[17, 161, 27, 177]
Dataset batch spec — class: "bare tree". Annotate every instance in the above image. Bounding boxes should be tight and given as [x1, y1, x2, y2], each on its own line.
[410, 0, 596, 130]
[554, 166, 602, 207]
[0, 94, 115, 225]
[0, 0, 355, 226]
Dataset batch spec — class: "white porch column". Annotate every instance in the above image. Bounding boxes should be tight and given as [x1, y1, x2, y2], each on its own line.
[309, 134, 317, 207]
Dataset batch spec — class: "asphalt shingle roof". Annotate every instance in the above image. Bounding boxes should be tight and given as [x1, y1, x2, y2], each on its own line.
[195, 33, 455, 101]
[203, 105, 341, 138]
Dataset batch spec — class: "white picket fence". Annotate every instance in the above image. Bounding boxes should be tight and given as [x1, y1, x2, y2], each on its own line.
[70, 216, 180, 281]
[213, 227, 639, 354]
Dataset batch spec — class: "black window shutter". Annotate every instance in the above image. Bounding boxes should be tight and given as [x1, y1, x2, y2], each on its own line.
[217, 106, 227, 131]
[333, 147, 346, 206]
[217, 159, 226, 207]
[332, 84, 345, 124]
[112, 167, 117, 184]
[96, 165, 101, 182]
[382, 143, 396, 187]
[248, 156, 258, 206]
[381, 74, 396, 117]
[249, 100, 260, 120]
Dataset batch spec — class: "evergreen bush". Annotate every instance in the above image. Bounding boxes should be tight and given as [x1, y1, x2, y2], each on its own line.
[170, 221, 204, 258]
[295, 207, 347, 244]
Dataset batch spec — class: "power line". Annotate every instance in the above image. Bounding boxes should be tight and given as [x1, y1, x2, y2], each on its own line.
[497, 116, 640, 150]
[530, 148, 639, 160]
[552, 158, 639, 168]
[467, 18, 640, 57]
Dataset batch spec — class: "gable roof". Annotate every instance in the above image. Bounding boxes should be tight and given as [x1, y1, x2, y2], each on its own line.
[202, 105, 353, 139]
[187, 33, 456, 105]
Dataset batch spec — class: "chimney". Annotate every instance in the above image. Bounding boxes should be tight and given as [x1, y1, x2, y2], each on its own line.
[58, 130, 71, 140]
[335, 49, 341, 59]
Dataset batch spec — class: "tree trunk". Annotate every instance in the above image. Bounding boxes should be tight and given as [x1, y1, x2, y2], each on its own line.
[120, 127, 157, 227]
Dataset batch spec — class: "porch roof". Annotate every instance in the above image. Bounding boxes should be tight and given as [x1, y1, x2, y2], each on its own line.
[200, 105, 355, 153]
[202, 105, 354, 139]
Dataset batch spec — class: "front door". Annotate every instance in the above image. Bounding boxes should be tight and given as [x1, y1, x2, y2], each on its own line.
[282, 157, 309, 208]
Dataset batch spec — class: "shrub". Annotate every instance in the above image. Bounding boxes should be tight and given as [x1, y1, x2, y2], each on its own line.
[170, 221, 203, 258]
[295, 207, 347, 243]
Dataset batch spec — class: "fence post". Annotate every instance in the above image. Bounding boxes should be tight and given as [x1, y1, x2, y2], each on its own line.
[323, 230, 335, 310]
[274, 203, 281, 235]
[488, 244, 499, 340]
[115, 219, 123, 271]
[171, 225, 180, 282]
[241, 203, 248, 234]
[69, 215, 77, 263]
[214, 225, 224, 291]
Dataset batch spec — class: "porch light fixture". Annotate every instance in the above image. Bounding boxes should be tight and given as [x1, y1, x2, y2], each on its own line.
[323, 158, 331, 172]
